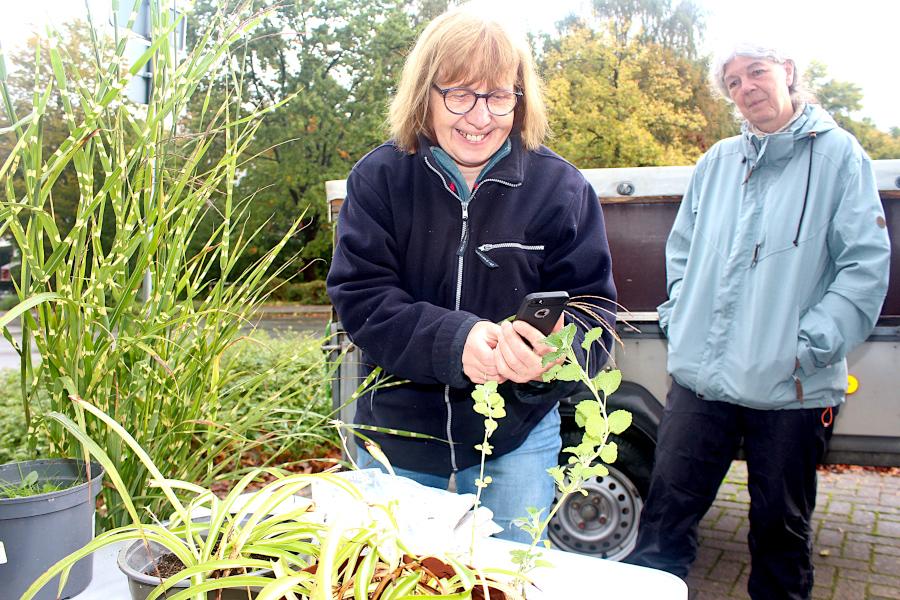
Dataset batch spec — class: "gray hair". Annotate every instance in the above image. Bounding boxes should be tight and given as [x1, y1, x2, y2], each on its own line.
[711, 43, 814, 106]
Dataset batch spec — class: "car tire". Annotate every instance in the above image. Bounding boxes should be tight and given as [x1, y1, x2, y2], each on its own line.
[548, 431, 652, 561]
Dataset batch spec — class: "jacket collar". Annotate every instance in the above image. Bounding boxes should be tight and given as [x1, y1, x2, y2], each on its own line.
[739, 104, 837, 166]
[417, 132, 527, 191]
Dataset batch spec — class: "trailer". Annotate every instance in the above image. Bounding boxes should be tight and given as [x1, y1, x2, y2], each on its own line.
[324, 158, 900, 561]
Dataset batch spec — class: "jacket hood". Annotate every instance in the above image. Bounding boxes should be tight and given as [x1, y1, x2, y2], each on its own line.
[739, 104, 838, 164]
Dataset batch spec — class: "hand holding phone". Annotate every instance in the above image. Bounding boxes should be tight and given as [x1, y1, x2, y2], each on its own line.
[514, 291, 569, 337]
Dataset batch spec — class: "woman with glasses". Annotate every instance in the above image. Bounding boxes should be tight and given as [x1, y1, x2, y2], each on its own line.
[326, 7, 616, 542]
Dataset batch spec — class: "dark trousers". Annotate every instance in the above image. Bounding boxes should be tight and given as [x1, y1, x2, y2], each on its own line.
[626, 381, 832, 600]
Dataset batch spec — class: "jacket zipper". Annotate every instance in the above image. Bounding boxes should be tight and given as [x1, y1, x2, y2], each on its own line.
[424, 157, 463, 472]
[424, 157, 520, 472]
[475, 242, 545, 269]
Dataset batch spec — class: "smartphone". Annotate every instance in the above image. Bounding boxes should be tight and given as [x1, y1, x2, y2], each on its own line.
[514, 291, 569, 336]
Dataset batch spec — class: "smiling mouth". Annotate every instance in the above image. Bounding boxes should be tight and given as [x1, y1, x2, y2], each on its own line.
[457, 129, 487, 142]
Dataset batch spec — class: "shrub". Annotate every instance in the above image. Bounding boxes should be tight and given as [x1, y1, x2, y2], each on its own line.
[283, 280, 329, 304]
[0, 294, 19, 311]
[222, 330, 340, 460]
[0, 370, 31, 464]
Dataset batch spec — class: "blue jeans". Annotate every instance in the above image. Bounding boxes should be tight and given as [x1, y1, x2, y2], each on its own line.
[355, 405, 562, 543]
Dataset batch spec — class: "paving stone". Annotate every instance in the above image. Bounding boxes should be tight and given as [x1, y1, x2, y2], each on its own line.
[813, 563, 837, 586]
[869, 584, 900, 599]
[841, 541, 872, 561]
[816, 554, 872, 571]
[699, 537, 749, 554]
[850, 509, 877, 527]
[815, 527, 845, 547]
[706, 559, 745, 585]
[826, 500, 853, 515]
[873, 552, 900, 575]
[832, 579, 867, 600]
[873, 544, 900, 558]
[689, 576, 734, 597]
[713, 515, 743, 533]
[840, 568, 900, 587]
[693, 545, 721, 570]
[877, 519, 900, 537]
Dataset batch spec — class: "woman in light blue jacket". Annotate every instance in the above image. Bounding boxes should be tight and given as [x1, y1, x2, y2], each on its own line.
[626, 43, 890, 600]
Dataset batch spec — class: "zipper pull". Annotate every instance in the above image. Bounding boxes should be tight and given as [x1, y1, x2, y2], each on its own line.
[456, 205, 469, 256]
[743, 165, 754, 185]
[475, 248, 499, 268]
[751, 243, 760, 267]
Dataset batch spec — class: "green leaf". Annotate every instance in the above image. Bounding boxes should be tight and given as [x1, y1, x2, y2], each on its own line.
[541, 347, 567, 366]
[574, 399, 600, 428]
[599, 441, 618, 464]
[585, 413, 607, 439]
[553, 363, 582, 382]
[354, 548, 378, 600]
[607, 410, 633, 435]
[592, 369, 623, 397]
[385, 572, 421, 599]
[581, 326, 606, 351]
[0, 292, 60, 330]
[547, 465, 566, 486]
[23, 470, 38, 487]
[584, 464, 610, 479]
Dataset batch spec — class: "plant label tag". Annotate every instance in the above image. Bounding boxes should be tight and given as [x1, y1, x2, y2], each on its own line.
[0, 540, 6, 565]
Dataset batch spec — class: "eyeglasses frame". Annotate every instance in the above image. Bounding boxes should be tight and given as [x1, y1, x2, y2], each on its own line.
[431, 84, 523, 116]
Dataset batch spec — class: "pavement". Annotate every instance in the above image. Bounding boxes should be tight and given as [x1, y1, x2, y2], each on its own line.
[688, 461, 900, 599]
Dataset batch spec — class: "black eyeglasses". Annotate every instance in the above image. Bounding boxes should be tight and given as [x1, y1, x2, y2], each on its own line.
[432, 84, 522, 116]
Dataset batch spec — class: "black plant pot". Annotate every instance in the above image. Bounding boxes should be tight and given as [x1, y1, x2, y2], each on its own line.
[118, 536, 270, 600]
[0, 458, 104, 600]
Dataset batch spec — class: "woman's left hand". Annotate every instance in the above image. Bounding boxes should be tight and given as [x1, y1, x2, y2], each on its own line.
[494, 318, 564, 383]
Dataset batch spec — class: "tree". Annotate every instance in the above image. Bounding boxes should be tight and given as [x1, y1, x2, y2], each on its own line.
[0, 22, 112, 245]
[804, 61, 900, 159]
[185, 0, 425, 282]
[540, 0, 735, 168]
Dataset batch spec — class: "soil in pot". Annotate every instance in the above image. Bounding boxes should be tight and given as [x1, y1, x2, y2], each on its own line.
[119, 536, 273, 600]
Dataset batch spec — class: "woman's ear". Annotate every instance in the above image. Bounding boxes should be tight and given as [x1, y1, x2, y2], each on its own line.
[784, 59, 796, 89]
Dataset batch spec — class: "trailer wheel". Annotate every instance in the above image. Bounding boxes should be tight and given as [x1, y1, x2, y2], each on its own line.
[548, 432, 652, 561]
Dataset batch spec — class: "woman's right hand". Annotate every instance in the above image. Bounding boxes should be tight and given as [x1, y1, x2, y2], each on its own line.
[462, 321, 507, 384]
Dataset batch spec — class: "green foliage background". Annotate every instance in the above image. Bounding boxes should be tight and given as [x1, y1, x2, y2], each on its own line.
[0, 330, 337, 466]
[0, 0, 896, 288]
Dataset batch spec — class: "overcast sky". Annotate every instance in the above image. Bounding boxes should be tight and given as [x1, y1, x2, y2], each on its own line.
[1, 0, 897, 131]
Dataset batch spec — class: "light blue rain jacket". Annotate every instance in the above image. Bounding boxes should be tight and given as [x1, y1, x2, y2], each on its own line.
[658, 104, 890, 410]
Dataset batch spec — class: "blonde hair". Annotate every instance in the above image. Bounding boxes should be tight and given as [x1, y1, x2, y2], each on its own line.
[388, 8, 549, 153]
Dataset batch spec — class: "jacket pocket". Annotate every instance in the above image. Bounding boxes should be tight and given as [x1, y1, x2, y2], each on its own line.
[723, 303, 800, 405]
[475, 241, 545, 269]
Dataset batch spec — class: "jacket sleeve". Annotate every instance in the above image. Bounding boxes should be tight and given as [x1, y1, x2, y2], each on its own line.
[326, 168, 476, 387]
[534, 177, 618, 378]
[796, 154, 890, 376]
[657, 163, 700, 335]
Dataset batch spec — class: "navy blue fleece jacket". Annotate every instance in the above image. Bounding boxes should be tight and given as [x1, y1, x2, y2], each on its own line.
[326, 134, 616, 475]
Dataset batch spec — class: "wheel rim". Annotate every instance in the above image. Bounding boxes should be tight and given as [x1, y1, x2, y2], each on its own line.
[548, 464, 643, 560]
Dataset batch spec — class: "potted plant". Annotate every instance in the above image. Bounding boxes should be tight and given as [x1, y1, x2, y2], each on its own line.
[21, 399, 518, 600]
[0, 0, 310, 536]
[0, 458, 104, 600]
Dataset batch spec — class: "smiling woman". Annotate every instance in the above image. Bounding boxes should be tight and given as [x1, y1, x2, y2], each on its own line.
[326, 6, 617, 544]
